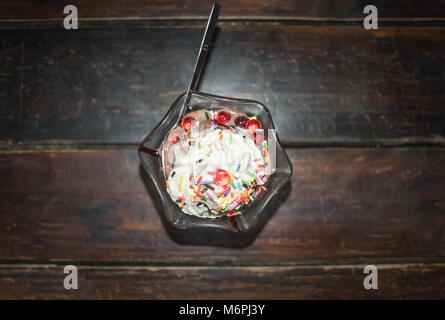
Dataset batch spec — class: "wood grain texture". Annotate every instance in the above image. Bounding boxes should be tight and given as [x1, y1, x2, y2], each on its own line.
[1, 26, 444, 146]
[1, 263, 444, 299]
[0, 0, 444, 20]
[1, 148, 444, 264]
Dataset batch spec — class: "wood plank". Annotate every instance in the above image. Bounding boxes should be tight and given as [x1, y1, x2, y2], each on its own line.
[1, 263, 444, 299]
[1, 26, 444, 146]
[0, 0, 444, 21]
[1, 148, 444, 264]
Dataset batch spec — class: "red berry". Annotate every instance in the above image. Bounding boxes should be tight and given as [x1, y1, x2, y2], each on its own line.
[234, 116, 248, 128]
[181, 116, 196, 131]
[214, 169, 231, 187]
[215, 110, 231, 124]
[246, 119, 262, 134]
[169, 129, 183, 144]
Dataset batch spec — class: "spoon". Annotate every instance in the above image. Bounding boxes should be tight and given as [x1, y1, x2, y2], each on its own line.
[182, 3, 221, 111]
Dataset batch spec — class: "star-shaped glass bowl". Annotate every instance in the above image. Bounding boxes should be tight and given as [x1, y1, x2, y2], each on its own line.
[139, 91, 292, 232]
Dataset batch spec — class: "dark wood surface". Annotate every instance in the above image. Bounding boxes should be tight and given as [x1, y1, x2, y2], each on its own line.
[1, 26, 445, 146]
[1, 1, 444, 299]
[1, 148, 444, 264]
[0, 0, 444, 20]
[1, 263, 444, 299]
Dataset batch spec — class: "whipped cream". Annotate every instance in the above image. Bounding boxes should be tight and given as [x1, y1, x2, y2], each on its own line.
[165, 127, 269, 218]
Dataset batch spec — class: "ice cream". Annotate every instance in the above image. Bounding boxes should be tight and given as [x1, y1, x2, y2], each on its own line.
[162, 108, 271, 218]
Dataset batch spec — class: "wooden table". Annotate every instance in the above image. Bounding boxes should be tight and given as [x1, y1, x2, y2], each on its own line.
[1, 1, 444, 299]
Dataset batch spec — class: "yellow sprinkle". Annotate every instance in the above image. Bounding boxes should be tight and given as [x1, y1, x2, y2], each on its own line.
[249, 196, 254, 202]
[179, 176, 184, 192]
[223, 196, 230, 209]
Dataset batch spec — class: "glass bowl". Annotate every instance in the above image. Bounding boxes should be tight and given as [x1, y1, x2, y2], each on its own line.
[139, 91, 292, 232]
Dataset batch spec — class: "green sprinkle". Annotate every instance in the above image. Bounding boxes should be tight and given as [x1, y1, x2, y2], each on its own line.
[199, 212, 203, 216]
[229, 134, 232, 144]
[265, 141, 268, 150]
[198, 141, 201, 149]
[248, 173, 257, 180]
[230, 180, 236, 189]
[241, 180, 250, 186]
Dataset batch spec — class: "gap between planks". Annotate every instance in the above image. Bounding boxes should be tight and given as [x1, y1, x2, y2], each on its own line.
[1, 17, 445, 30]
[1, 262, 445, 271]
[1, 258, 445, 268]
[1, 139, 445, 152]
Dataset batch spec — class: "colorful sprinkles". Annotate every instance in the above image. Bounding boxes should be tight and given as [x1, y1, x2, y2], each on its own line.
[165, 110, 269, 218]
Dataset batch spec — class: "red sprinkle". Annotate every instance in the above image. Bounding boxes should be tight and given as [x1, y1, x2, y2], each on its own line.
[196, 176, 203, 184]
[215, 110, 231, 124]
[217, 186, 231, 197]
[246, 119, 262, 134]
[181, 116, 196, 131]
[214, 169, 231, 187]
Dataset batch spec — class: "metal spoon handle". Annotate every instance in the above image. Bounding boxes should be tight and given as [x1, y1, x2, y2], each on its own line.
[183, 3, 221, 109]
